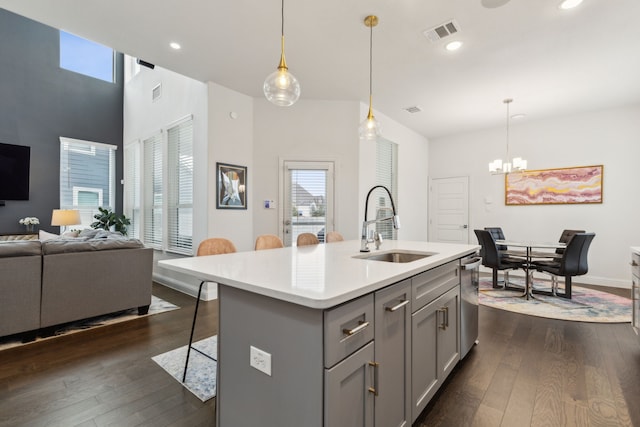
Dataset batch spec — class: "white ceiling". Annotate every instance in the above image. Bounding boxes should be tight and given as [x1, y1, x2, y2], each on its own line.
[1, 0, 639, 139]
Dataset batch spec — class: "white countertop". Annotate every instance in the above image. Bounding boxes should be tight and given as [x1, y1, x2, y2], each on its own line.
[159, 240, 479, 309]
[632, 247, 640, 256]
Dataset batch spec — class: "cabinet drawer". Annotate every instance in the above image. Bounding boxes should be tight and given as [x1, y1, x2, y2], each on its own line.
[324, 294, 374, 368]
[411, 260, 459, 313]
[633, 253, 640, 277]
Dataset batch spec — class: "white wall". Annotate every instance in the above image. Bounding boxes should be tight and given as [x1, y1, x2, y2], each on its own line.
[208, 82, 254, 252]
[429, 104, 640, 287]
[123, 65, 210, 296]
[358, 104, 430, 241]
[253, 99, 361, 241]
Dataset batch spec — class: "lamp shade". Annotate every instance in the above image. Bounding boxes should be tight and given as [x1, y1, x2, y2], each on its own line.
[51, 209, 81, 226]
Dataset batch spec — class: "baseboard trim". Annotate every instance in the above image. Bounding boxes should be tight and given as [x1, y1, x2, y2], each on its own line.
[479, 268, 631, 290]
[153, 273, 218, 301]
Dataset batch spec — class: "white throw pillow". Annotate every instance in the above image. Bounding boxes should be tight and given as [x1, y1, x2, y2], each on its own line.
[39, 230, 60, 241]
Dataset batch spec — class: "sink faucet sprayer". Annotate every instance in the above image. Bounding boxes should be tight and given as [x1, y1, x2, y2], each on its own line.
[360, 185, 400, 252]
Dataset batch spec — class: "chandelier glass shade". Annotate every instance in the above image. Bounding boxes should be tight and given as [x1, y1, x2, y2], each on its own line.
[489, 98, 527, 174]
[359, 15, 382, 140]
[263, 0, 300, 107]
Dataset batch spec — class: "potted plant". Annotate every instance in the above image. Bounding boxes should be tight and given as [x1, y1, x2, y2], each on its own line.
[91, 207, 131, 235]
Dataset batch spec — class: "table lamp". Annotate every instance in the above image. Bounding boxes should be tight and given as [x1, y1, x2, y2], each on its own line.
[51, 209, 81, 232]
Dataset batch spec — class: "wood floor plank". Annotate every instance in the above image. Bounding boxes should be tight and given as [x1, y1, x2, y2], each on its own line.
[1, 283, 638, 427]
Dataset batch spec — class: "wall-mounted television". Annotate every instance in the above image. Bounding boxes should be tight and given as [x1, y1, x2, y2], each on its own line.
[0, 142, 31, 201]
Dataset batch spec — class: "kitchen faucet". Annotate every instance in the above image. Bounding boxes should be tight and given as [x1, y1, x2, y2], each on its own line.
[360, 185, 400, 252]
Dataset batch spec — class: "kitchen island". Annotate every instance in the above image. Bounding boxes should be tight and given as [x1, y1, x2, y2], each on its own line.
[160, 239, 479, 426]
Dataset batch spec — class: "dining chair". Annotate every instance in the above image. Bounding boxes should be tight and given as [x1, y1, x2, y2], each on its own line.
[474, 229, 527, 290]
[325, 231, 344, 243]
[297, 233, 319, 246]
[184, 237, 237, 382]
[556, 229, 585, 255]
[533, 232, 595, 299]
[255, 234, 284, 250]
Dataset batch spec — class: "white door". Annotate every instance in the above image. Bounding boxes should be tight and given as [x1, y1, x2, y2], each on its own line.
[281, 161, 335, 246]
[428, 176, 469, 243]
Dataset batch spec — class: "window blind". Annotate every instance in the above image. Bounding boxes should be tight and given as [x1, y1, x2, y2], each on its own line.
[143, 132, 163, 249]
[59, 137, 117, 228]
[375, 139, 398, 240]
[166, 118, 194, 254]
[124, 143, 141, 239]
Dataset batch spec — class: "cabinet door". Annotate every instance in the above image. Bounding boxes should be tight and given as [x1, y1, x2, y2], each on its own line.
[411, 298, 439, 422]
[324, 342, 375, 427]
[375, 279, 411, 427]
[437, 286, 460, 380]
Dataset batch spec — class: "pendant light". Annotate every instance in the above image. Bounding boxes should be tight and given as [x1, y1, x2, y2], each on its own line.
[359, 15, 382, 140]
[489, 98, 527, 174]
[263, 0, 300, 107]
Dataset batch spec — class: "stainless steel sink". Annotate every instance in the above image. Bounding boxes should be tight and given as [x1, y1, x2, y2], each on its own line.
[353, 250, 436, 263]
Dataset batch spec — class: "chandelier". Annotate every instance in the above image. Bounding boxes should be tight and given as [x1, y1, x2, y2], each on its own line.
[489, 98, 527, 174]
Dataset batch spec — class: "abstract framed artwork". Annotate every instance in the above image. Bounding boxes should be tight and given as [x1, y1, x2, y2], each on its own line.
[216, 162, 247, 209]
[505, 165, 603, 205]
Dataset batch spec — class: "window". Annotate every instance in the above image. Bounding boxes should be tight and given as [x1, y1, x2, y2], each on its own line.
[59, 137, 116, 227]
[124, 143, 141, 239]
[126, 116, 194, 254]
[375, 139, 398, 240]
[143, 132, 163, 249]
[167, 118, 194, 254]
[59, 31, 115, 83]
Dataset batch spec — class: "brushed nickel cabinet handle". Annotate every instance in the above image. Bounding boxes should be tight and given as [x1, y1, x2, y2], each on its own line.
[368, 361, 379, 396]
[385, 299, 409, 312]
[438, 308, 447, 330]
[342, 320, 370, 337]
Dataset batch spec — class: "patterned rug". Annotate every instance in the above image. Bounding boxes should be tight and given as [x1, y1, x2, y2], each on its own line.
[152, 336, 217, 402]
[479, 279, 632, 323]
[0, 296, 179, 352]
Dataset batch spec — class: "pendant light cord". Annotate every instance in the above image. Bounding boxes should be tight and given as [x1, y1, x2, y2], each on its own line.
[369, 21, 373, 100]
[281, 0, 285, 37]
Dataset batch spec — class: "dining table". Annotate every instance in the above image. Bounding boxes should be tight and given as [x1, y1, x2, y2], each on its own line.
[496, 239, 566, 299]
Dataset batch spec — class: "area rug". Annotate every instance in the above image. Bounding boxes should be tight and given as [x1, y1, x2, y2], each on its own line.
[0, 296, 179, 352]
[152, 335, 217, 402]
[479, 279, 632, 323]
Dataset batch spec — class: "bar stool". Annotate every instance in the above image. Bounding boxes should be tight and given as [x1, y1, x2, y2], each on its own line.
[297, 233, 319, 246]
[255, 234, 284, 250]
[326, 231, 344, 243]
[183, 237, 236, 382]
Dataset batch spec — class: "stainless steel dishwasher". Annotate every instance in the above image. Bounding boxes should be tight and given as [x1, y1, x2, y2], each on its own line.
[460, 253, 481, 358]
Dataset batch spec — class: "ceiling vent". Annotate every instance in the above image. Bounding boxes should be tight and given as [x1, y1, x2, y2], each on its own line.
[423, 20, 460, 43]
[404, 106, 422, 114]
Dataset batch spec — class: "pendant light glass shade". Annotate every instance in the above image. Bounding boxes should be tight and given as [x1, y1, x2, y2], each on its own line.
[359, 15, 381, 140]
[263, 0, 300, 107]
[489, 98, 527, 174]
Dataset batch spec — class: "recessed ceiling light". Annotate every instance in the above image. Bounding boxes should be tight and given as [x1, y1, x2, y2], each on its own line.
[559, 0, 583, 10]
[169, 42, 181, 50]
[511, 113, 526, 119]
[445, 41, 463, 51]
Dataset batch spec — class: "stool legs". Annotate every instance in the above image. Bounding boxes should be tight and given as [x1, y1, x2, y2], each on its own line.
[183, 280, 205, 383]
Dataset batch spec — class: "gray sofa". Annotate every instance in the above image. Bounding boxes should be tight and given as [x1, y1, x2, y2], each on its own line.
[0, 234, 153, 339]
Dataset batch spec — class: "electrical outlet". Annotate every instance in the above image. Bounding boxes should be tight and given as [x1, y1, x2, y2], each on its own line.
[250, 345, 272, 376]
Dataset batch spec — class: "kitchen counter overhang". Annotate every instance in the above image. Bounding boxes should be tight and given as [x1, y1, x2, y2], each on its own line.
[159, 240, 479, 309]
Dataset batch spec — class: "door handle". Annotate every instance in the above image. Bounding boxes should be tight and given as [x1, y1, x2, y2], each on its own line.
[462, 224, 468, 229]
[385, 300, 409, 312]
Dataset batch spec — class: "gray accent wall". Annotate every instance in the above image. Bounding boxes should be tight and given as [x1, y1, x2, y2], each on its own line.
[0, 9, 124, 234]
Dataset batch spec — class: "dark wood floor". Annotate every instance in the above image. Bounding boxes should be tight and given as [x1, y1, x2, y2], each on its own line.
[0, 283, 638, 426]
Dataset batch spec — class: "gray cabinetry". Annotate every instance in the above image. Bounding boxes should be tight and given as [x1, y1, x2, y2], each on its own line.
[410, 261, 460, 422]
[324, 342, 375, 427]
[374, 279, 412, 427]
[632, 252, 640, 341]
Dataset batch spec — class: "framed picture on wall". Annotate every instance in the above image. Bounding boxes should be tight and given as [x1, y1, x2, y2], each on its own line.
[505, 165, 603, 205]
[216, 162, 247, 209]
